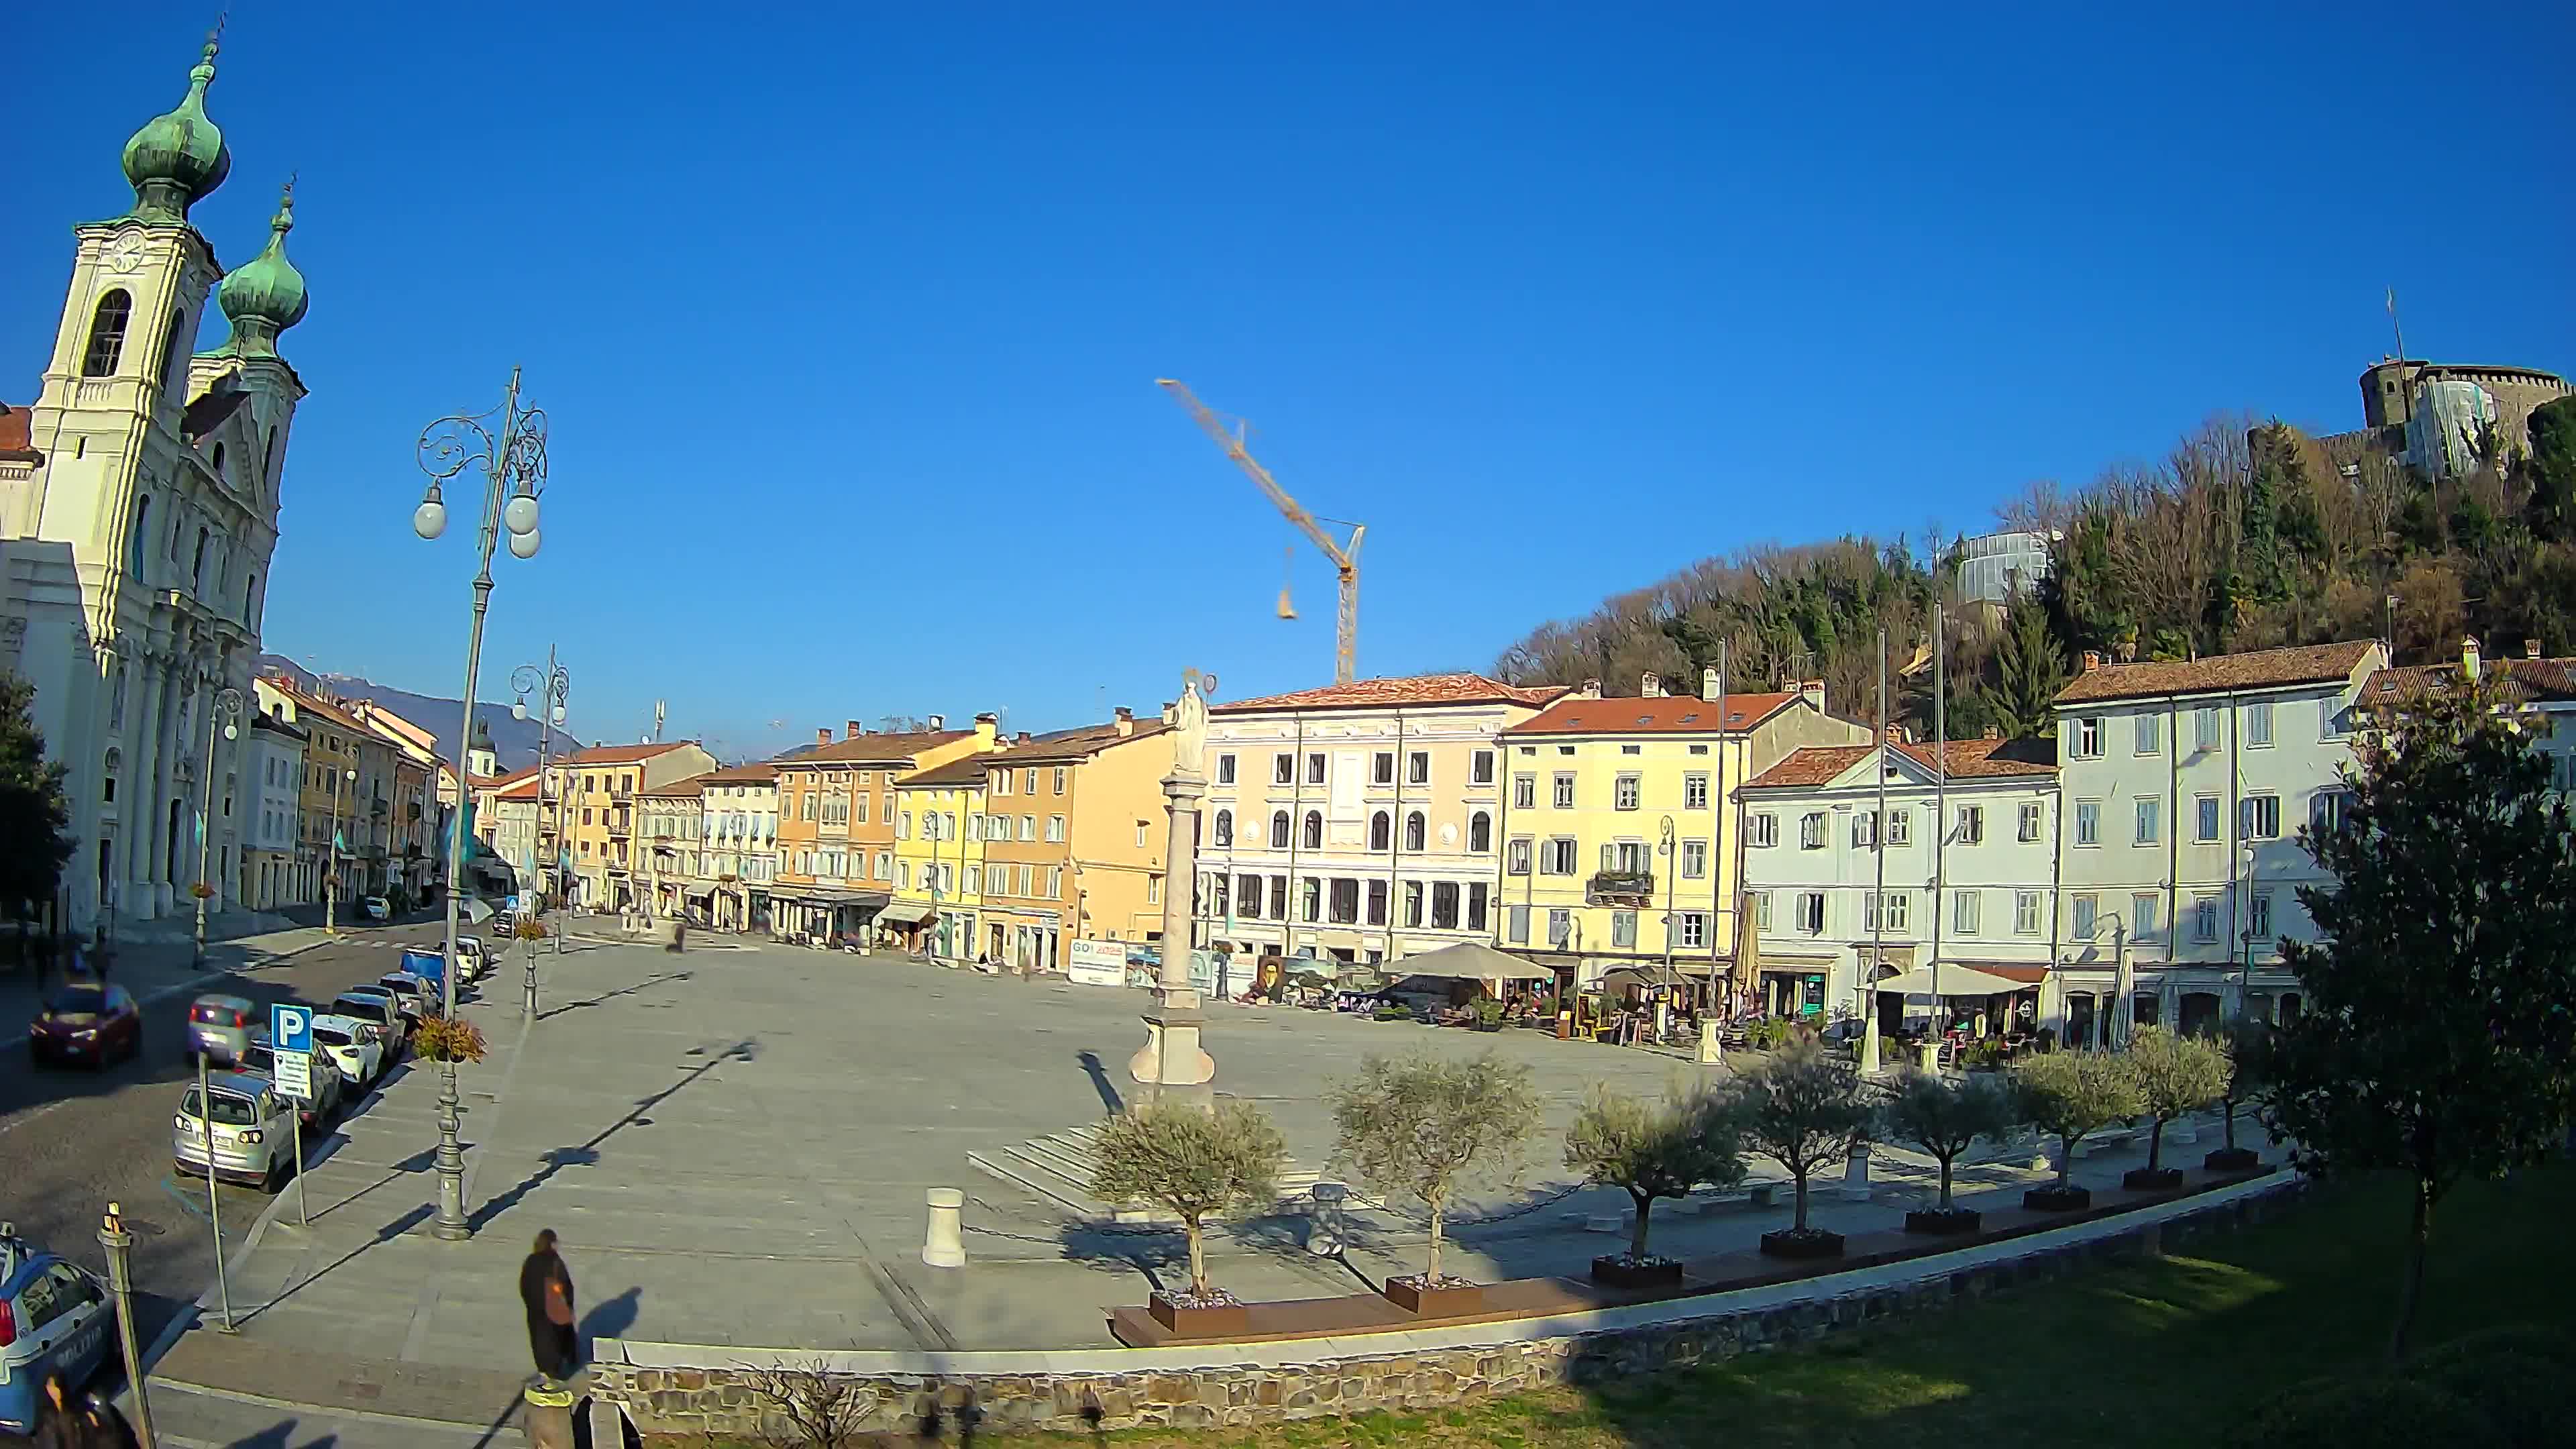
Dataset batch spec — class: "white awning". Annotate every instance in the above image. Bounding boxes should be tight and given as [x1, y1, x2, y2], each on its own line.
[875, 902, 936, 926]
[1391, 941, 1559, 982]
[1873, 965, 2031, 998]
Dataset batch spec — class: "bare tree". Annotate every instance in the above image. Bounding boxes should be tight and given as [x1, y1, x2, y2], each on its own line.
[736, 1358, 875, 1449]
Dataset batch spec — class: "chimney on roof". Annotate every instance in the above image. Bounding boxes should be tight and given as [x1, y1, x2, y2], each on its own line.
[1015, 731, 1031, 744]
[1884, 724, 1906, 744]
[1578, 678, 1603, 700]
[1640, 671, 1662, 698]
[2463, 635, 2481, 682]
[973, 712, 998, 748]
[815, 727, 831, 747]
[926, 714, 945, 731]
[1982, 724, 2000, 741]
[2082, 650, 2102, 672]
[845, 720, 862, 740]
[1702, 665, 1719, 699]
[1114, 706, 1134, 737]
[1161, 700, 1177, 726]
[2528, 638, 2542, 661]
[1799, 678, 1826, 714]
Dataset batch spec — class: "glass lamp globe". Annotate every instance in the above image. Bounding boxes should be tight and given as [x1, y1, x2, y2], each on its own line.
[413, 497, 447, 540]
[508, 529, 540, 559]
[513, 698, 528, 721]
[503, 492, 540, 535]
[223, 723, 237, 741]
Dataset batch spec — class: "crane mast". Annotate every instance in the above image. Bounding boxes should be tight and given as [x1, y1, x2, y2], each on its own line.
[1157, 379, 1364, 684]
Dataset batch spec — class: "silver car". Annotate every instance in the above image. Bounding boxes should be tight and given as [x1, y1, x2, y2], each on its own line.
[239, 1027, 345, 1127]
[172, 1072, 298, 1190]
[331, 990, 410, 1057]
[186, 994, 256, 1065]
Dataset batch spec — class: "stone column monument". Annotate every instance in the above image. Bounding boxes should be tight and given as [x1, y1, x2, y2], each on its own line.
[1130, 669, 1215, 1090]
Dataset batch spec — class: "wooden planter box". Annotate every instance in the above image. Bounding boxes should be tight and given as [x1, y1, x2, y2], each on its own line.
[1148, 1292, 1248, 1338]
[1382, 1277, 1484, 1316]
[1903, 1207, 1982, 1235]
[1758, 1228, 1845, 1260]
[2203, 1146, 2261, 1173]
[2121, 1167, 2185, 1191]
[2023, 1184, 2092, 1212]
[1590, 1255, 1684, 1289]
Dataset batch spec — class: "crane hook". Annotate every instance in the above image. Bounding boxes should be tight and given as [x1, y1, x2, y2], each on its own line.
[1277, 545, 1299, 620]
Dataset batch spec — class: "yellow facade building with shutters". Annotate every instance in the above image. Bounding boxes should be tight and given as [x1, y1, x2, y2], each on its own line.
[1493, 670, 1864, 999]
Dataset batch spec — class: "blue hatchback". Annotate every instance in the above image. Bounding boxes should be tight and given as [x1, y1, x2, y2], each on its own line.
[0, 1228, 115, 1436]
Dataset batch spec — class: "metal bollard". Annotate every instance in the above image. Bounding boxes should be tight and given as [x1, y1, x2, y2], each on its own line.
[922, 1188, 967, 1268]
[521, 1382, 576, 1448]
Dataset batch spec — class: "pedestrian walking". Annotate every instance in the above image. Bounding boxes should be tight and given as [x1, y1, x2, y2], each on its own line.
[31, 1373, 128, 1448]
[519, 1228, 579, 1383]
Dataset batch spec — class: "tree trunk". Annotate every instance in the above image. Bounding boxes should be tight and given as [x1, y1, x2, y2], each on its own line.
[2222, 1093, 2239, 1150]
[1792, 1171, 1811, 1232]
[2057, 1133, 2075, 1187]
[1937, 1153, 1955, 1211]
[1426, 1195, 1445, 1283]
[2389, 1175, 2432, 1362]
[2147, 1116, 2165, 1172]
[1185, 1217, 1209, 1299]
[1629, 1193, 1653, 1258]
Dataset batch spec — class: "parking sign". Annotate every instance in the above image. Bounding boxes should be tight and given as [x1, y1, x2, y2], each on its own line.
[272, 1003, 313, 1054]
[273, 1049, 314, 1102]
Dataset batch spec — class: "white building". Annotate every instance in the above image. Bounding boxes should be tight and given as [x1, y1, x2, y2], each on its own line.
[2049, 640, 2387, 1044]
[1195, 674, 1568, 969]
[1738, 733, 2061, 1028]
[698, 762, 780, 930]
[238, 708, 306, 908]
[0, 33, 309, 933]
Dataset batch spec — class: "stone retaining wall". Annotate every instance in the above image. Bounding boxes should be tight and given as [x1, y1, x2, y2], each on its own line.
[594, 1179, 2302, 1441]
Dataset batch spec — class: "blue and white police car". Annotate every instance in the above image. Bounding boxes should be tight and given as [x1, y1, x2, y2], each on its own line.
[0, 1222, 114, 1436]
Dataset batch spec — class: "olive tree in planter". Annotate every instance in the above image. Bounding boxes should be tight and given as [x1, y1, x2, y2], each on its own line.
[2121, 1026, 2232, 1189]
[2206, 1020, 2271, 1173]
[1727, 1038, 1872, 1259]
[1328, 1050, 1541, 1314]
[1883, 1067, 2015, 1234]
[1562, 1083, 1743, 1286]
[1089, 1100, 1285, 1335]
[2010, 1049, 2143, 1210]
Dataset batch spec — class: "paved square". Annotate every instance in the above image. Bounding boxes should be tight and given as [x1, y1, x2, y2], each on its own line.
[176, 930, 2255, 1375]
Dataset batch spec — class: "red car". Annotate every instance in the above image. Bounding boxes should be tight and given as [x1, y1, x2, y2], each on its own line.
[28, 981, 141, 1068]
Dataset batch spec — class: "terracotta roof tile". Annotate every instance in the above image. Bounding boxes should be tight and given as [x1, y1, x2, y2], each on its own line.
[0, 402, 40, 463]
[984, 719, 1171, 764]
[900, 755, 999, 788]
[1744, 735, 2058, 791]
[1503, 692, 1799, 737]
[564, 741, 702, 765]
[495, 775, 541, 800]
[2364, 656, 2576, 706]
[702, 762, 781, 784]
[1214, 673, 1569, 714]
[790, 730, 973, 765]
[636, 773, 708, 798]
[2054, 641, 2379, 705]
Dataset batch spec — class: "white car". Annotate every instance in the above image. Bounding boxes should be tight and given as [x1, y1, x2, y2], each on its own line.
[362, 896, 392, 922]
[309, 1013, 384, 1087]
[455, 936, 487, 981]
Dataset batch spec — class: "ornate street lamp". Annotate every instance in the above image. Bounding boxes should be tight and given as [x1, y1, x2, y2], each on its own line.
[192, 687, 245, 969]
[415, 368, 548, 1242]
[513, 652, 572, 1002]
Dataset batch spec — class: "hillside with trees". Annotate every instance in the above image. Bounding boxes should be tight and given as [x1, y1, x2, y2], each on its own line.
[1491, 396, 2576, 741]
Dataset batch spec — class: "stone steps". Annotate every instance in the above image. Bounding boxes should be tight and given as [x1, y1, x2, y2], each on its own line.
[967, 1123, 1320, 1227]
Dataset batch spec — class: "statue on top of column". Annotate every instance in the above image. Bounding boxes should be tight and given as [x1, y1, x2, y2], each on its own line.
[1172, 669, 1212, 778]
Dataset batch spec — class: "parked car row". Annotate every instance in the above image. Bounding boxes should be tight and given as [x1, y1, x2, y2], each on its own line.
[0, 1223, 117, 1437]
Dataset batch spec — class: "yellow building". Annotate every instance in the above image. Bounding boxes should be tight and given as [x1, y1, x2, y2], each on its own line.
[546, 741, 717, 912]
[973, 707, 1171, 970]
[255, 676, 365, 912]
[886, 712, 1004, 959]
[1493, 671, 1864, 1001]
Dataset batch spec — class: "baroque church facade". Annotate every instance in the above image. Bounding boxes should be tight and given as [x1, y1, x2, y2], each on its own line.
[0, 30, 310, 934]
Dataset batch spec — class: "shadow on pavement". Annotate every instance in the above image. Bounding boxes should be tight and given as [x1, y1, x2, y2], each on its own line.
[534, 970, 693, 1022]
[466, 1038, 755, 1232]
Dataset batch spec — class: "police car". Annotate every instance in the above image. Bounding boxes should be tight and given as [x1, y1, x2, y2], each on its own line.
[0, 1223, 115, 1436]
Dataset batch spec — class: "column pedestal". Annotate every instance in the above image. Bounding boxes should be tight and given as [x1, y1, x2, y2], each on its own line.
[1129, 989, 1215, 1086]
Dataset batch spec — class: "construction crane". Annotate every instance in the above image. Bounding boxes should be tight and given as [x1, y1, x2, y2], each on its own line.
[1157, 378, 1365, 684]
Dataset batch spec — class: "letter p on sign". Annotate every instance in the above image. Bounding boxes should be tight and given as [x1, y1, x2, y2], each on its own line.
[273, 1003, 313, 1054]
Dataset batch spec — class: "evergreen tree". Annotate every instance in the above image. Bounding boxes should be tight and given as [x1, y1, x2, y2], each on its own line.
[0, 671, 74, 918]
[2267, 672, 2576, 1360]
[2524, 395, 2576, 543]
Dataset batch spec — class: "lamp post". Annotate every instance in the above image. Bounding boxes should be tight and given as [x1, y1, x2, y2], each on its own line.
[1656, 814, 1676, 1042]
[97, 1203, 156, 1448]
[324, 766, 354, 931]
[414, 368, 549, 1242]
[512, 653, 570, 1015]
[192, 688, 244, 969]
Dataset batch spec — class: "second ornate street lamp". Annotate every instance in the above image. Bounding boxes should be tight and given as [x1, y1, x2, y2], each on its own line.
[511, 651, 570, 1013]
[415, 367, 548, 1242]
[193, 688, 245, 970]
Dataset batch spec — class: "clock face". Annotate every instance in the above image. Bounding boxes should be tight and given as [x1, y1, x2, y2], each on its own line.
[105, 232, 146, 275]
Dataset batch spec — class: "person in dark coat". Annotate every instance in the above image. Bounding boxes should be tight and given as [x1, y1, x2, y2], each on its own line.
[519, 1228, 578, 1381]
[31, 1374, 128, 1449]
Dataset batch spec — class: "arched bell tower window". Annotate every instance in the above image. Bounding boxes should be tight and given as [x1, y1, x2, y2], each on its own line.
[211, 443, 226, 479]
[83, 290, 133, 377]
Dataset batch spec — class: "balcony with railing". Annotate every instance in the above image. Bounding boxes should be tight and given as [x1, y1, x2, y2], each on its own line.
[1586, 870, 1655, 907]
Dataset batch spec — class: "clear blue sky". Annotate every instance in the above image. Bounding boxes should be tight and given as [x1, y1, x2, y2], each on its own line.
[8, 3, 2570, 761]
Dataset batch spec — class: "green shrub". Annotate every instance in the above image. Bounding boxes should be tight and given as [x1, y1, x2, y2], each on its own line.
[2407, 1322, 2576, 1372]
[2404, 1351, 2566, 1448]
[1744, 1016, 1797, 1051]
[2220, 1375, 2500, 1449]
[1372, 1002, 1415, 1022]
[1469, 996, 1507, 1028]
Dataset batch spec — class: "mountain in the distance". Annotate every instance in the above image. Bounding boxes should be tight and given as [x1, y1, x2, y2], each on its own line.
[258, 654, 579, 773]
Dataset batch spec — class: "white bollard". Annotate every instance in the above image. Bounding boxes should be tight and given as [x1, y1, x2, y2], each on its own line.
[1839, 1144, 1873, 1202]
[1698, 1020, 1721, 1065]
[922, 1187, 967, 1269]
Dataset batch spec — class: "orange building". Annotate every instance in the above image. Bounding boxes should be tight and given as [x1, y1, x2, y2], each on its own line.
[545, 741, 716, 911]
[768, 718, 991, 941]
[973, 708, 1172, 971]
